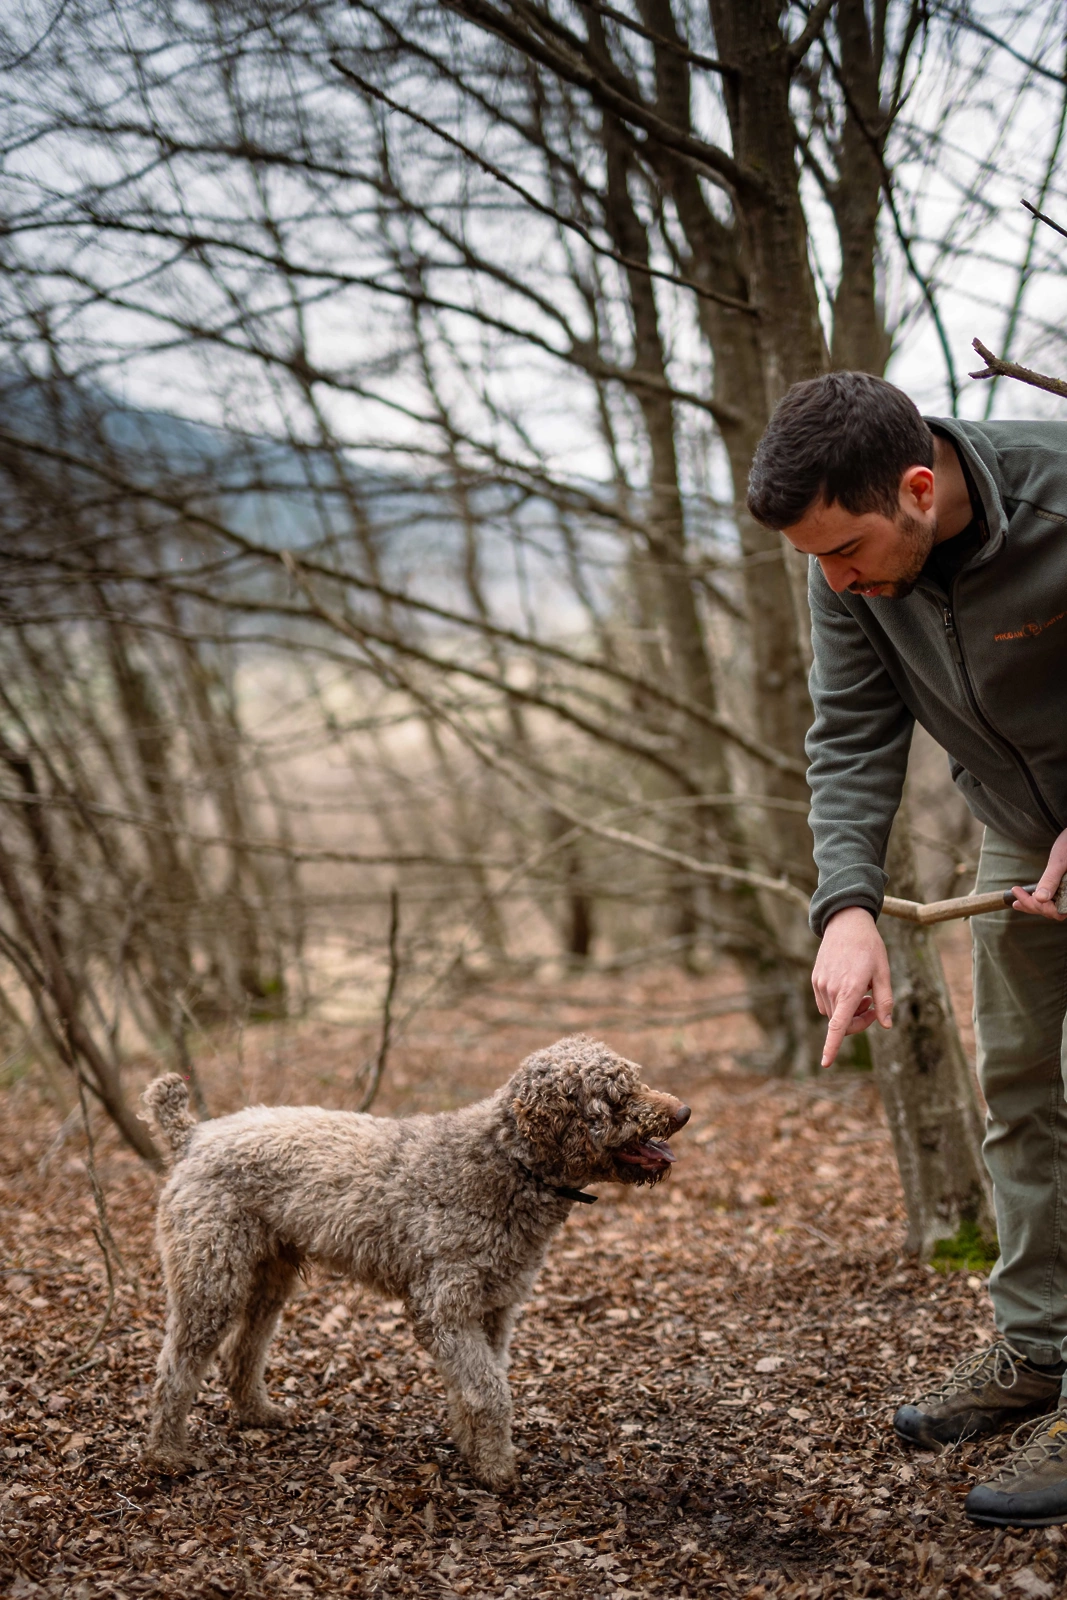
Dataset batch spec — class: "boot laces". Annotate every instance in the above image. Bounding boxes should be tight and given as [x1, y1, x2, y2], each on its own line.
[924, 1338, 1031, 1403]
[988, 1409, 1067, 1486]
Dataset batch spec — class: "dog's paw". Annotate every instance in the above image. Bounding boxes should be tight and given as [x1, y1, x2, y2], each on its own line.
[141, 1447, 207, 1477]
[470, 1445, 518, 1492]
[234, 1401, 291, 1429]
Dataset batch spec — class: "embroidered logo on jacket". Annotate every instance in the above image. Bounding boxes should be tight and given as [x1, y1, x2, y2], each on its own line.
[995, 608, 1067, 641]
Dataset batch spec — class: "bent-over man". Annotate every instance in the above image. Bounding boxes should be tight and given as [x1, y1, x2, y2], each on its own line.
[748, 371, 1067, 1528]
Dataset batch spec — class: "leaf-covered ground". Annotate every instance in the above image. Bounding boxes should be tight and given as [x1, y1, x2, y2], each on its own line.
[3, 962, 1065, 1599]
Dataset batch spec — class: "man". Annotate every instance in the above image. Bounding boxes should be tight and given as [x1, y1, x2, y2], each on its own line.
[747, 371, 1067, 1528]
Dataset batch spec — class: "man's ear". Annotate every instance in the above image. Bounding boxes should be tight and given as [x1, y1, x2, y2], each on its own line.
[900, 463, 935, 515]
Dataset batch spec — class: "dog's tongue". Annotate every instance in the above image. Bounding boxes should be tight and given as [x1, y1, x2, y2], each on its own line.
[619, 1139, 677, 1169]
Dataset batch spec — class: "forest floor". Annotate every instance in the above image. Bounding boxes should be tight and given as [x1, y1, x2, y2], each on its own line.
[3, 945, 1064, 1600]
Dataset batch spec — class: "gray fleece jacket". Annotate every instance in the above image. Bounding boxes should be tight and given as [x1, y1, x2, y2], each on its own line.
[807, 415, 1067, 936]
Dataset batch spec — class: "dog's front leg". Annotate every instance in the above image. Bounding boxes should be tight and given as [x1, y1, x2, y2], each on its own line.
[414, 1316, 516, 1491]
[482, 1305, 518, 1372]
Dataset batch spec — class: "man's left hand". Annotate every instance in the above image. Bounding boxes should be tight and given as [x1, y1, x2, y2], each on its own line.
[1010, 825, 1067, 922]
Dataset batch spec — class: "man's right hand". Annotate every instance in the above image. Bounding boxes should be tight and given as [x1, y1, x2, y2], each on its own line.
[812, 906, 894, 1069]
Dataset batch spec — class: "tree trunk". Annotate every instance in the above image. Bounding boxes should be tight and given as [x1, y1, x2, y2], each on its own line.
[639, 2, 824, 1065]
[707, 0, 829, 399]
[597, 95, 817, 1053]
[871, 816, 994, 1256]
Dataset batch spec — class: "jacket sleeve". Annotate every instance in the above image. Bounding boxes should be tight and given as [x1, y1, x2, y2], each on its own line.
[806, 564, 915, 936]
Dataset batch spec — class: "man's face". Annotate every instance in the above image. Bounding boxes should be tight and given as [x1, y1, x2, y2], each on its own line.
[781, 466, 937, 599]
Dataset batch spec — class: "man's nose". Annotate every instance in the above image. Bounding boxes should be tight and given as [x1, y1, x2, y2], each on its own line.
[818, 557, 853, 594]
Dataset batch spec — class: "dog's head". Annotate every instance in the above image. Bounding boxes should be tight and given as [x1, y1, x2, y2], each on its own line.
[505, 1035, 689, 1189]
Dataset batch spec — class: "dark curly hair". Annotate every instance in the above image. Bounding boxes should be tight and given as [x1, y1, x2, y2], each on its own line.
[746, 371, 934, 530]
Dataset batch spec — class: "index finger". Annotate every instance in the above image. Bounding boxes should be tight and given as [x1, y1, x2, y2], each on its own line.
[822, 991, 866, 1069]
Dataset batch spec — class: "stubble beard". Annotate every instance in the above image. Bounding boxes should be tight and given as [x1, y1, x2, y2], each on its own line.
[848, 509, 936, 598]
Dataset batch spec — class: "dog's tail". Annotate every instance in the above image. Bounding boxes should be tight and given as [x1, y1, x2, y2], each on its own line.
[142, 1074, 198, 1165]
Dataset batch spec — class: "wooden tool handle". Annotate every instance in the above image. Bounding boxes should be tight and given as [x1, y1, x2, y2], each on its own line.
[882, 876, 1067, 926]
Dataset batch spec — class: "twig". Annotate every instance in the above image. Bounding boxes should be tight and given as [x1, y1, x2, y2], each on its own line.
[68, 1225, 115, 1375]
[170, 994, 209, 1120]
[37, 1104, 82, 1176]
[781, 1220, 841, 1252]
[969, 337, 1067, 399]
[574, 0, 733, 76]
[819, 35, 960, 409]
[68, 1075, 122, 1371]
[981, 67, 1067, 421]
[1022, 197, 1067, 240]
[356, 888, 400, 1113]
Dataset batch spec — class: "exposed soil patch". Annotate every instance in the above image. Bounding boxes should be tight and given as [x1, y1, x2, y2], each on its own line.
[2, 962, 1059, 1598]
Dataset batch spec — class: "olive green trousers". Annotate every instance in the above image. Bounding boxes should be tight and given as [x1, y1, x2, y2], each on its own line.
[972, 827, 1067, 1370]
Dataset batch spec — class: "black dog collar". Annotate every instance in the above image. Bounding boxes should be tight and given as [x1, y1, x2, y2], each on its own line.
[518, 1163, 597, 1205]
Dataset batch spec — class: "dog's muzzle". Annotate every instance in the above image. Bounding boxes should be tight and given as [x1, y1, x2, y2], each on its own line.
[613, 1137, 677, 1177]
[612, 1103, 690, 1179]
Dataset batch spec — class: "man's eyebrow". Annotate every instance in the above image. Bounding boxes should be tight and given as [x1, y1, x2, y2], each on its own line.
[787, 533, 860, 556]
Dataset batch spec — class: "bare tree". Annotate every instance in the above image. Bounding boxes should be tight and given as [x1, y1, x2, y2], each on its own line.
[2, 0, 1065, 1249]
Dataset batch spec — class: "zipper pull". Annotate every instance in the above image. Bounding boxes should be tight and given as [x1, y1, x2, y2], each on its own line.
[942, 605, 964, 664]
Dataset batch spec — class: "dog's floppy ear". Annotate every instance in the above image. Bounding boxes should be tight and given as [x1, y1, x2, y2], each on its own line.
[509, 1044, 601, 1178]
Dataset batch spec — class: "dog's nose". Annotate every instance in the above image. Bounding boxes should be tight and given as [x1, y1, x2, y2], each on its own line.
[672, 1104, 691, 1130]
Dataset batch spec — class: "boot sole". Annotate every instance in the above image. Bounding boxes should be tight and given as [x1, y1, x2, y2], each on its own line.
[967, 1510, 1067, 1528]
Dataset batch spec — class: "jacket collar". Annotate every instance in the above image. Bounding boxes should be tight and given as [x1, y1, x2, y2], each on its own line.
[924, 416, 1009, 570]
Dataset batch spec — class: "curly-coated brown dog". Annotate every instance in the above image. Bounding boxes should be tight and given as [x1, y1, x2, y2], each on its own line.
[140, 1036, 689, 1489]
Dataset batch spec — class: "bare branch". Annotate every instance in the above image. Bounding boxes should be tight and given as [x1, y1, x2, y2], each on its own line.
[969, 336, 1067, 399]
[788, 0, 839, 68]
[356, 886, 400, 1113]
[0, 426, 807, 777]
[574, 1, 734, 76]
[331, 57, 757, 316]
[438, 0, 758, 193]
[1022, 197, 1067, 241]
[67, 1076, 119, 1373]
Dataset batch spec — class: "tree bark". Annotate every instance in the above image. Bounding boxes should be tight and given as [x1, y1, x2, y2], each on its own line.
[706, 0, 829, 399]
[597, 93, 812, 1035]
[827, 0, 893, 376]
[638, 0, 824, 1062]
[871, 815, 994, 1255]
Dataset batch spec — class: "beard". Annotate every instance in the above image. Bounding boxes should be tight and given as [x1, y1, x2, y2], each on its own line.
[847, 509, 936, 598]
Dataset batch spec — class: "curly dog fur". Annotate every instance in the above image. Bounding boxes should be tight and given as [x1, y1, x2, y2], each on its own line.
[141, 1036, 689, 1489]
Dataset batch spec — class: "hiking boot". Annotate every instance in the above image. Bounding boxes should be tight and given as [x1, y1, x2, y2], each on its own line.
[893, 1339, 1063, 1448]
[966, 1408, 1067, 1526]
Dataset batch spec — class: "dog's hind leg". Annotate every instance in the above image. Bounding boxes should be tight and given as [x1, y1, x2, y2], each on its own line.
[144, 1235, 256, 1475]
[218, 1252, 299, 1428]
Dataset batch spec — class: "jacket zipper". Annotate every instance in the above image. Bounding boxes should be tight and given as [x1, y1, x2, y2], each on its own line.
[941, 599, 1061, 832]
